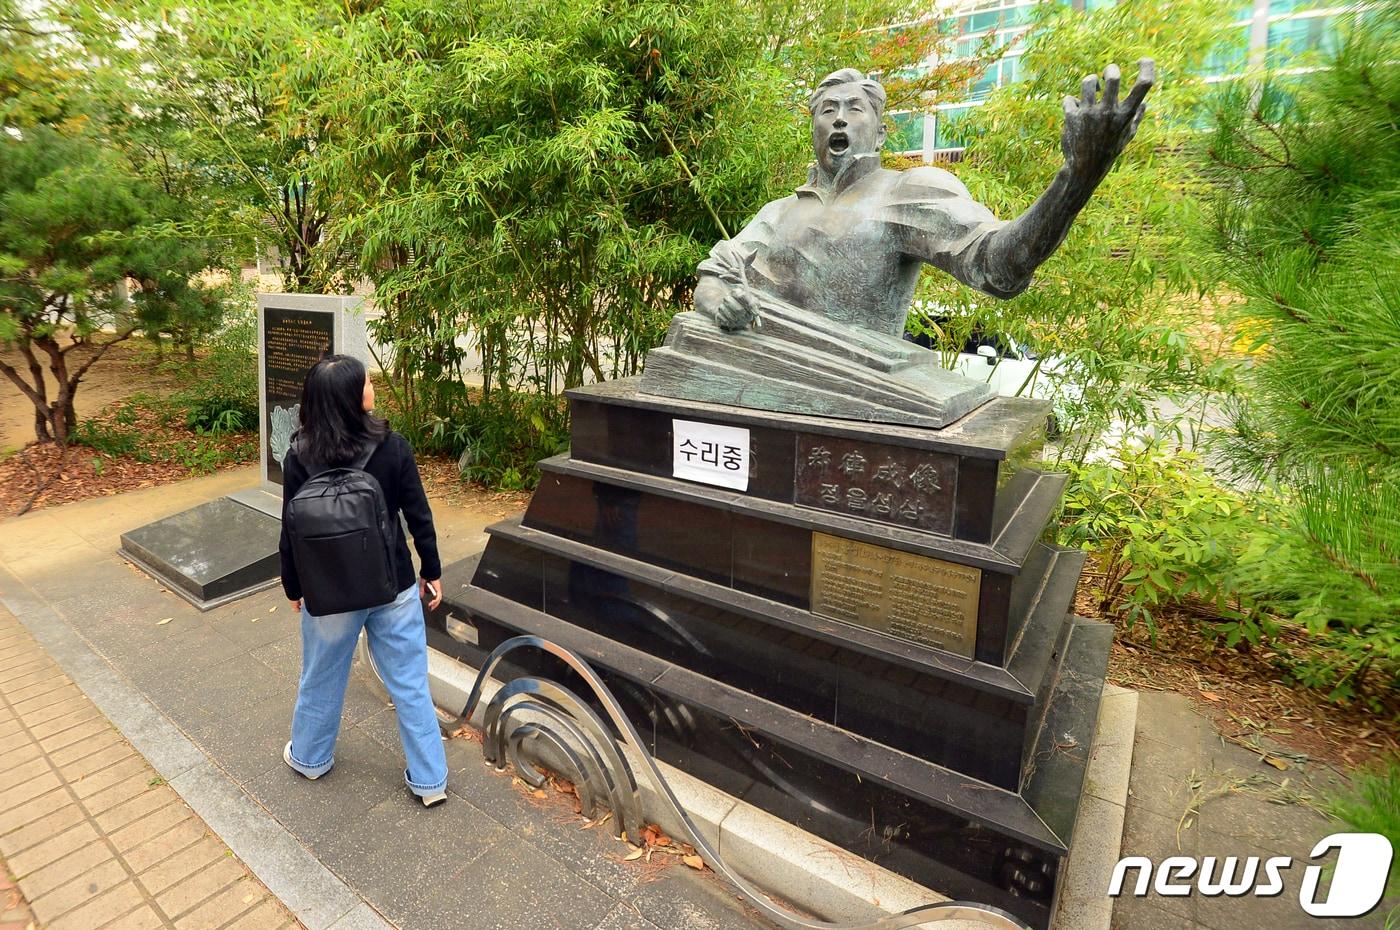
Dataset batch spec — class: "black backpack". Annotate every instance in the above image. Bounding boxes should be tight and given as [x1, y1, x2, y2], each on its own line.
[285, 438, 398, 616]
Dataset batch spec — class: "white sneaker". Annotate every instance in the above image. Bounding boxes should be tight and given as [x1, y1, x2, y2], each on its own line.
[283, 741, 322, 780]
[420, 791, 447, 808]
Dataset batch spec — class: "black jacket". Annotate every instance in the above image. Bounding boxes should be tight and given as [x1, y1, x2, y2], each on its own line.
[279, 430, 442, 603]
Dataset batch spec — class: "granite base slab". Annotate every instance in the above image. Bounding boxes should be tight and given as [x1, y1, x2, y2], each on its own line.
[118, 495, 281, 610]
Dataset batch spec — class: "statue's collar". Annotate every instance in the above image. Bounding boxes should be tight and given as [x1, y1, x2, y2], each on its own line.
[798, 153, 881, 201]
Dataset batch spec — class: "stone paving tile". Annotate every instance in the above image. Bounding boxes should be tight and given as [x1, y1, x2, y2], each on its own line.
[137, 836, 225, 896]
[29, 856, 129, 924]
[122, 819, 211, 875]
[246, 728, 402, 850]
[153, 856, 245, 919]
[396, 831, 618, 930]
[28, 705, 103, 742]
[626, 868, 774, 930]
[109, 806, 199, 855]
[12, 841, 113, 901]
[0, 605, 304, 930]
[68, 756, 150, 803]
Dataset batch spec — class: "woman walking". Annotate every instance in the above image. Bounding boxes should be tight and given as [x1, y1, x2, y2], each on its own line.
[278, 354, 449, 807]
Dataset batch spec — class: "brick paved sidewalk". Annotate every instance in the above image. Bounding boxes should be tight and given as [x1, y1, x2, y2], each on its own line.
[0, 606, 301, 930]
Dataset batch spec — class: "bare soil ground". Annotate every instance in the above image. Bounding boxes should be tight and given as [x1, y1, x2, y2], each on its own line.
[0, 400, 258, 517]
[0, 338, 175, 454]
[416, 454, 531, 518]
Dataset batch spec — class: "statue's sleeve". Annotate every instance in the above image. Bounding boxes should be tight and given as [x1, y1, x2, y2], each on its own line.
[886, 168, 1031, 299]
[697, 199, 785, 286]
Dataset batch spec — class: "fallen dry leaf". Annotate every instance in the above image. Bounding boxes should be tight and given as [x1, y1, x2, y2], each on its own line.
[1263, 756, 1290, 771]
[1199, 691, 1222, 702]
[682, 854, 704, 870]
[624, 845, 645, 861]
[532, 789, 548, 799]
[156, 617, 173, 625]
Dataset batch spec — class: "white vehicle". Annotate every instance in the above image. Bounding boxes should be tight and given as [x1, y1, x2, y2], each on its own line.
[905, 312, 1078, 433]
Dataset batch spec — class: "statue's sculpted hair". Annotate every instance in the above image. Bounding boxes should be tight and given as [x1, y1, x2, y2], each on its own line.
[809, 69, 887, 118]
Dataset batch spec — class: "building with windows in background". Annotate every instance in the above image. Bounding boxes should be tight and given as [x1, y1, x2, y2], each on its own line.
[889, 0, 1353, 162]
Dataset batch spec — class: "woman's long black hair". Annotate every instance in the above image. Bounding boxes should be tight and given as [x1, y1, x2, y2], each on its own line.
[297, 354, 387, 466]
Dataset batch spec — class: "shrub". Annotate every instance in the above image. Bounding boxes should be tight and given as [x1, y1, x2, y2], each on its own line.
[1327, 757, 1400, 917]
[70, 417, 140, 459]
[1234, 468, 1400, 706]
[382, 389, 569, 492]
[1058, 442, 1267, 638]
[172, 301, 258, 433]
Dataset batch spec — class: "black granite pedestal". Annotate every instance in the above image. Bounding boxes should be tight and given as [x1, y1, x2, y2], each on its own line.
[439, 377, 1109, 930]
[119, 495, 281, 610]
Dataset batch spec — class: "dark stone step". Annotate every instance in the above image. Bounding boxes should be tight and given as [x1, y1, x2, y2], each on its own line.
[475, 521, 1084, 787]
[568, 377, 1052, 546]
[1021, 617, 1114, 847]
[520, 458, 1068, 666]
[539, 454, 1068, 574]
[441, 579, 1108, 930]
[485, 516, 1088, 704]
[451, 582, 1066, 853]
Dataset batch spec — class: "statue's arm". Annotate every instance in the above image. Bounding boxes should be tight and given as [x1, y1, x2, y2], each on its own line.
[695, 200, 783, 331]
[980, 60, 1154, 295]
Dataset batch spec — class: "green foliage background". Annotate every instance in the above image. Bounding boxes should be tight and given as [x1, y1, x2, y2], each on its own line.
[918, 0, 1232, 465]
[1202, 3, 1400, 702]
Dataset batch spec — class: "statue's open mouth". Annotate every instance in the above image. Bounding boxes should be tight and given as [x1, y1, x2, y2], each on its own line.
[827, 131, 850, 155]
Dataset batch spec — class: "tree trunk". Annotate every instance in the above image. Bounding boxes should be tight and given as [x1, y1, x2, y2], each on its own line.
[17, 339, 52, 443]
[55, 393, 76, 444]
[34, 335, 72, 444]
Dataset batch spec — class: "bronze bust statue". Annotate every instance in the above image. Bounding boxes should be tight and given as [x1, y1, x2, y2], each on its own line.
[639, 61, 1155, 428]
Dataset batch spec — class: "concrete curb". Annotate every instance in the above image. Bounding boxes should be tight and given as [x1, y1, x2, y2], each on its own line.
[416, 644, 1138, 930]
[0, 563, 393, 930]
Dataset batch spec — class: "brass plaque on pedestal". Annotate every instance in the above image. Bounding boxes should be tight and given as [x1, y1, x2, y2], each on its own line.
[810, 532, 981, 658]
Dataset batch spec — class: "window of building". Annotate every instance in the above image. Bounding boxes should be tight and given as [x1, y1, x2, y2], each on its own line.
[1203, 23, 1251, 76]
[888, 111, 926, 154]
[1267, 13, 1339, 67]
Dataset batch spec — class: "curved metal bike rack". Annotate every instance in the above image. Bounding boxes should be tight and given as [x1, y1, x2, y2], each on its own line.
[427, 634, 1034, 930]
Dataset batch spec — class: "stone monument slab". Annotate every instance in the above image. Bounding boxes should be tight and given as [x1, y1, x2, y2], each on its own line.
[256, 293, 369, 493]
[119, 293, 369, 609]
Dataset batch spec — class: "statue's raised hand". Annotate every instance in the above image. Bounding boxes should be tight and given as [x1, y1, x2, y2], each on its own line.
[1061, 59, 1153, 182]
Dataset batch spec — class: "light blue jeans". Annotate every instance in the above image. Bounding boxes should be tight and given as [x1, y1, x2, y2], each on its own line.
[286, 585, 449, 797]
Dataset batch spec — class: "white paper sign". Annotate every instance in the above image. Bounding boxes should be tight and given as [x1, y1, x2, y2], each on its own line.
[672, 419, 750, 491]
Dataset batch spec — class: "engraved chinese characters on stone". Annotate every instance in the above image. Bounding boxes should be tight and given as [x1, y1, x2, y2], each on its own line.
[794, 434, 956, 535]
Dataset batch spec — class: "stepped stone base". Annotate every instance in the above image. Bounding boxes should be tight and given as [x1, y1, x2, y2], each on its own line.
[440, 379, 1107, 930]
